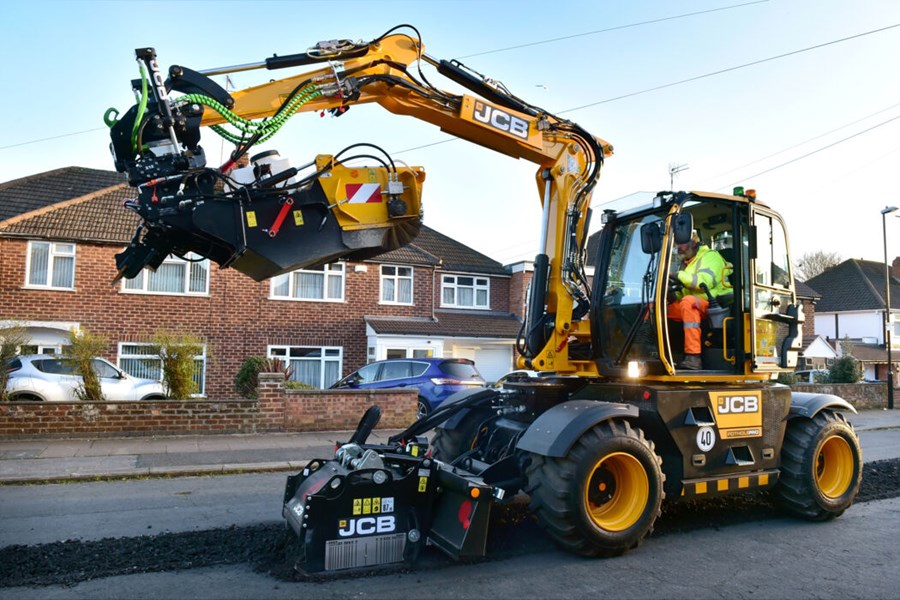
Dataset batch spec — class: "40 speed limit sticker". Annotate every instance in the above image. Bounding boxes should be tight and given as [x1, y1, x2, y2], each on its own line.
[696, 426, 716, 452]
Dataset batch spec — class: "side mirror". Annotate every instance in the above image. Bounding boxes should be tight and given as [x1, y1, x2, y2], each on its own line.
[640, 222, 662, 254]
[673, 213, 693, 244]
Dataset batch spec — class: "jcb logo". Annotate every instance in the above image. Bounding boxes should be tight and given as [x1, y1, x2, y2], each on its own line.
[472, 101, 529, 140]
[337, 516, 396, 537]
[147, 57, 169, 101]
[717, 395, 759, 414]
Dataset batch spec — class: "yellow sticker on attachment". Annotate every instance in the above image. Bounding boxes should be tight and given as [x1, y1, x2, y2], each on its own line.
[418, 476, 428, 492]
[293, 210, 304, 226]
[246, 211, 257, 227]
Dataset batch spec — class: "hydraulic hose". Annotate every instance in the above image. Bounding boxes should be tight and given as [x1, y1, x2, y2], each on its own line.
[178, 85, 322, 144]
[131, 64, 149, 153]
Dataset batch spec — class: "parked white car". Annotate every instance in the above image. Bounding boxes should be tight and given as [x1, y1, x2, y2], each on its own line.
[794, 369, 830, 383]
[4, 355, 166, 402]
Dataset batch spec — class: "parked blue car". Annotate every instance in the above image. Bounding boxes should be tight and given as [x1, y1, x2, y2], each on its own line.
[331, 358, 485, 419]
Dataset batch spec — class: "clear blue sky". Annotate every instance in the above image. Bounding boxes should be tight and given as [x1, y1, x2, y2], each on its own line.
[2, 0, 899, 268]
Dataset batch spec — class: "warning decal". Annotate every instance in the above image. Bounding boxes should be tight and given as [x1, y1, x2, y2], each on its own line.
[346, 183, 382, 204]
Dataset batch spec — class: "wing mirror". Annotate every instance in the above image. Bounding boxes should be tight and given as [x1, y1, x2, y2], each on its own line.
[673, 213, 694, 244]
[640, 222, 662, 254]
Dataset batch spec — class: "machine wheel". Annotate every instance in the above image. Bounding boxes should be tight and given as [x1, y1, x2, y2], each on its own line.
[774, 410, 862, 521]
[431, 408, 491, 464]
[525, 419, 664, 557]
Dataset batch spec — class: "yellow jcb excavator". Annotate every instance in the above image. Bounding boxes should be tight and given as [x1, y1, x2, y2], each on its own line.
[106, 24, 862, 574]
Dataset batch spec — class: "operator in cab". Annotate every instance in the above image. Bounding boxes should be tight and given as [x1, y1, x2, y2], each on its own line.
[668, 231, 731, 370]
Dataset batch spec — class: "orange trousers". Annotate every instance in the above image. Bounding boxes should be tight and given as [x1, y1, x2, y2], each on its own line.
[668, 295, 709, 355]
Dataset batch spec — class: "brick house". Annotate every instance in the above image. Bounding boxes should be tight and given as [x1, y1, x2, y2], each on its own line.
[806, 258, 900, 384]
[0, 167, 527, 398]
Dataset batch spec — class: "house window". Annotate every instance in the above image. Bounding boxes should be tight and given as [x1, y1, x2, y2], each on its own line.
[19, 345, 62, 355]
[380, 265, 413, 304]
[268, 345, 342, 389]
[121, 253, 209, 295]
[117, 342, 207, 396]
[270, 263, 345, 301]
[441, 275, 489, 309]
[26, 241, 75, 290]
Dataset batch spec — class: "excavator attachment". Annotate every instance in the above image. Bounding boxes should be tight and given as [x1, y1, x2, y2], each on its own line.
[114, 151, 424, 283]
[282, 406, 495, 574]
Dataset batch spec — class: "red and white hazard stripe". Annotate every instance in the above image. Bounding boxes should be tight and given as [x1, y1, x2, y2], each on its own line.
[346, 183, 383, 203]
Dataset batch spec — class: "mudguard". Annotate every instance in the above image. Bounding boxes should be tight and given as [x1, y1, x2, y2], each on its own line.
[436, 387, 497, 430]
[789, 391, 857, 419]
[516, 399, 638, 457]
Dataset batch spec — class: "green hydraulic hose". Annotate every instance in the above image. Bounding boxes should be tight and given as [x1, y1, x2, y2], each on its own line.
[178, 86, 322, 145]
[131, 64, 149, 154]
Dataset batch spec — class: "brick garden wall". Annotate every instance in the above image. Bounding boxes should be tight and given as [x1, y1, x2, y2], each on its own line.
[0, 374, 417, 439]
[792, 382, 888, 410]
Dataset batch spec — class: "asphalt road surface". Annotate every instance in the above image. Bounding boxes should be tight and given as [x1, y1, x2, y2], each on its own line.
[1, 425, 897, 599]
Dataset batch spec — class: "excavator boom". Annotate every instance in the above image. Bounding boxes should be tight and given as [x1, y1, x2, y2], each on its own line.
[109, 25, 610, 367]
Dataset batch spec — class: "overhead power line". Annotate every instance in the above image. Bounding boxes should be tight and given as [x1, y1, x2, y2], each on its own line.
[695, 100, 900, 186]
[0, 2, 769, 153]
[720, 114, 900, 188]
[561, 23, 900, 113]
[455, 0, 768, 59]
[0, 127, 105, 151]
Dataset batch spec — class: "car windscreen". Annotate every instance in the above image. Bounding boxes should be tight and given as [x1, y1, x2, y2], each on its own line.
[439, 361, 483, 380]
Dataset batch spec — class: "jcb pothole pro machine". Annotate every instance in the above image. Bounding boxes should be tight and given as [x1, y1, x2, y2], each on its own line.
[106, 25, 862, 574]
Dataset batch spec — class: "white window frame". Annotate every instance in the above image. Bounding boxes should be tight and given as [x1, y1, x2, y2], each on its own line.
[120, 252, 210, 296]
[25, 241, 76, 290]
[441, 274, 490, 309]
[269, 263, 345, 302]
[267, 345, 343, 389]
[380, 264, 414, 305]
[117, 342, 207, 397]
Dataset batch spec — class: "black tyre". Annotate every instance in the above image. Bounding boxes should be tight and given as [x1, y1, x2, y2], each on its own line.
[9, 393, 43, 402]
[525, 419, 664, 557]
[431, 408, 491, 464]
[774, 410, 862, 521]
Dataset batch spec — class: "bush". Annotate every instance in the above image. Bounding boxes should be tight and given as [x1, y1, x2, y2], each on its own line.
[234, 356, 269, 399]
[235, 356, 302, 398]
[0, 324, 27, 401]
[66, 328, 108, 402]
[829, 355, 862, 384]
[150, 331, 203, 399]
[776, 372, 797, 385]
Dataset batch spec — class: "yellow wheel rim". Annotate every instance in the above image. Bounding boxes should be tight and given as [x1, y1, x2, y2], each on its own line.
[816, 435, 854, 499]
[584, 452, 649, 532]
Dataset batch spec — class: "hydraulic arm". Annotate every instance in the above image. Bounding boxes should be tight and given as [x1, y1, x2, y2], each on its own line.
[108, 25, 612, 370]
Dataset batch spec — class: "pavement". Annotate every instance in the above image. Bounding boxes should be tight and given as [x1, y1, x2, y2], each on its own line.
[1, 409, 898, 484]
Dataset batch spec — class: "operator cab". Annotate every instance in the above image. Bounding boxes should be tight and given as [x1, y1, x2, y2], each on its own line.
[590, 190, 802, 380]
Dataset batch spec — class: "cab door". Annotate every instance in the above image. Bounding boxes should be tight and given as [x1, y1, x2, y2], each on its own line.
[749, 208, 802, 372]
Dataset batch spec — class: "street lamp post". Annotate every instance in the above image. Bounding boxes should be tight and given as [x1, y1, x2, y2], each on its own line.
[882, 206, 897, 410]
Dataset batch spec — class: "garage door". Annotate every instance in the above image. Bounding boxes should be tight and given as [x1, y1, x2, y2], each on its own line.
[473, 346, 513, 382]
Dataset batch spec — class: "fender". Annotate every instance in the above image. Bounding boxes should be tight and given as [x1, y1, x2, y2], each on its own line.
[436, 387, 496, 430]
[789, 391, 857, 419]
[516, 399, 638, 457]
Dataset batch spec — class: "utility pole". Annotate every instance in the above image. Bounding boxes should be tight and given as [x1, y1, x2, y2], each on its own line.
[881, 206, 897, 409]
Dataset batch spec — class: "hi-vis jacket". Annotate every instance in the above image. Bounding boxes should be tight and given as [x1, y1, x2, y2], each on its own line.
[675, 245, 732, 300]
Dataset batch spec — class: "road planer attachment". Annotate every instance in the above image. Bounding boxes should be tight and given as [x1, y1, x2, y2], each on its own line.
[282, 404, 498, 575]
